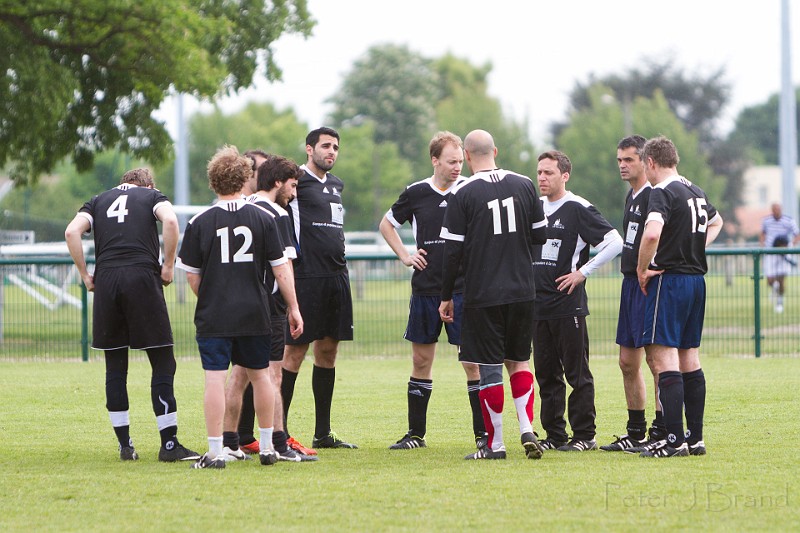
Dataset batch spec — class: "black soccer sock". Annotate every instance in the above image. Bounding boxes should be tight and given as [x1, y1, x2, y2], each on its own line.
[105, 349, 131, 448]
[273, 430, 289, 453]
[312, 365, 336, 439]
[407, 377, 432, 437]
[467, 379, 486, 437]
[238, 383, 256, 444]
[658, 371, 685, 447]
[626, 409, 647, 440]
[682, 368, 706, 444]
[223, 431, 239, 450]
[281, 368, 299, 436]
[650, 410, 667, 440]
[147, 347, 178, 448]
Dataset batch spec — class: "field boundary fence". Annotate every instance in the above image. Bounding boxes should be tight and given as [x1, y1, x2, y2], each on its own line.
[1, 248, 799, 361]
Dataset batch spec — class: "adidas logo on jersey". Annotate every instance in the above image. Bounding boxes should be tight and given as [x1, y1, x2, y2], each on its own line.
[439, 200, 448, 207]
[323, 186, 329, 194]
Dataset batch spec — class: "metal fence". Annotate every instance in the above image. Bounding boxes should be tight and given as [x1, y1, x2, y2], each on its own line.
[1, 249, 799, 361]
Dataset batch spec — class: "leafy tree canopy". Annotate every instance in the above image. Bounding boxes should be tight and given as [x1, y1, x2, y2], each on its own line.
[0, 0, 313, 185]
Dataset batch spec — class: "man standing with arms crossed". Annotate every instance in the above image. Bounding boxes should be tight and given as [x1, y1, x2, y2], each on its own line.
[65, 168, 199, 463]
[601, 135, 667, 452]
[532, 151, 623, 452]
[637, 136, 723, 458]
[380, 131, 487, 450]
[439, 129, 548, 460]
[283, 127, 357, 452]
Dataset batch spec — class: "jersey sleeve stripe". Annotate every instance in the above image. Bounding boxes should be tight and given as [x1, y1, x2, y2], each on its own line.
[440, 227, 465, 242]
[175, 258, 200, 274]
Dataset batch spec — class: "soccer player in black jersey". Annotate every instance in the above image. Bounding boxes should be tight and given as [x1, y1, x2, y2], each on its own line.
[636, 136, 723, 458]
[532, 151, 623, 452]
[439, 129, 548, 460]
[230, 155, 317, 461]
[177, 146, 303, 469]
[600, 135, 667, 453]
[283, 127, 357, 451]
[380, 131, 486, 451]
[65, 168, 199, 463]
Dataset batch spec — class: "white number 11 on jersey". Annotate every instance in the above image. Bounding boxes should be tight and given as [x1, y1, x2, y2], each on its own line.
[487, 197, 517, 235]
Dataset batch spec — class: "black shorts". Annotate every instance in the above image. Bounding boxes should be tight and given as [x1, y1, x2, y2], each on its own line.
[270, 314, 286, 361]
[91, 266, 173, 350]
[287, 272, 354, 344]
[459, 300, 535, 365]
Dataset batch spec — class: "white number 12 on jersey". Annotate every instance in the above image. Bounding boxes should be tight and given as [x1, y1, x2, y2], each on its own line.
[487, 197, 517, 235]
[216, 226, 254, 263]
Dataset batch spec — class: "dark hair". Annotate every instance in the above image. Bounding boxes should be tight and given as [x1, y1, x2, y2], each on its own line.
[244, 149, 270, 171]
[642, 136, 680, 168]
[617, 135, 647, 155]
[257, 155, 303, 191]
[537, 150, 572, 174]
[306, 127, 340, 147]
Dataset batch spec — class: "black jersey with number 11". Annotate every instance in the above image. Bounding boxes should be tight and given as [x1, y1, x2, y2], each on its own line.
[440, 169, 547, 308]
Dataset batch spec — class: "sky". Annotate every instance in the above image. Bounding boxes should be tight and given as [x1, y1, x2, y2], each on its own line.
[156, 0, 800, 146]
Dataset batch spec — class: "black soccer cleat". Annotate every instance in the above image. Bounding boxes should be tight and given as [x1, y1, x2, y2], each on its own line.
[259, 450, 279, 466]
[600, 434, 647, 452]
[539, 438, 567, 451]
[190, 453, 226, 469]
[312, 431, 358, 449]
[640, 441, 689, 458]
[159, 442, 201, 462]
[388, 434, 427, 450]
[464, 446, 507, 460]
[119, 445, 139, 461]
[521, 432, 544, 460]
[557, 438, 597, 452]
[688, 440, 707, 456]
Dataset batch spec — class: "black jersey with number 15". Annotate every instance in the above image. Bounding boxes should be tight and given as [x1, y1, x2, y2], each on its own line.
[646, 175, 719, 274]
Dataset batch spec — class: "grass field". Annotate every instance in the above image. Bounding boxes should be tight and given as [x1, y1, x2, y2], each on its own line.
[1, 355, 797, 531]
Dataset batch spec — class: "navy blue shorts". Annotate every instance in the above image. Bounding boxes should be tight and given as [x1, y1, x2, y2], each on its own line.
[196, 335, 271, 371]
[460, 300, 535, 365]
[404, 293, 463, 345]
[641, 273, 706, 349]
[616, 276, 646, 348]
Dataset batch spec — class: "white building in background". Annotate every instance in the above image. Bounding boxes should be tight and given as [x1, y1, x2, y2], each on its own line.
[736, 166, 800, 240]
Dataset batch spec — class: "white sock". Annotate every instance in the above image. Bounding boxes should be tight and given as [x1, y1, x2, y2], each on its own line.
[259, 427, 274, 453]
[208, 436, 223, 457]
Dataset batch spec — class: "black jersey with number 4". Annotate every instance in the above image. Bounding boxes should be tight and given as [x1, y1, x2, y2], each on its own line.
[289, 165, 346, 278]
[177, 199, 287, 337]
[646, 175, 719, 274]
[441, 169, 547, 308]
[385, 176, 466, 296]
[620, 184, 651, 276]
[532, 192, 617, 319]
[78, 184, 171, 270]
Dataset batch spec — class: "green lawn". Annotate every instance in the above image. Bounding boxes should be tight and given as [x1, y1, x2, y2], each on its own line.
[0, 355, 797, 531]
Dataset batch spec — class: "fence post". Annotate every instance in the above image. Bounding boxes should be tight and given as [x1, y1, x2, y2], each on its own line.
[81, 283, 89, 361]
[753, 251, 762, 358]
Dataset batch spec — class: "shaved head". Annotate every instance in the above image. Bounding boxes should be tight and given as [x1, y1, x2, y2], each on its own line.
[464, 129, 495, 156]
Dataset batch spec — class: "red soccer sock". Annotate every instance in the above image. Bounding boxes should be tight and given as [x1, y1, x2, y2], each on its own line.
[479, 384, 505, 450]
[510, 370, 535, 434]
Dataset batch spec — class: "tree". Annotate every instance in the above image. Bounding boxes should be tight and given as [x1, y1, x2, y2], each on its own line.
[556, 86, 724, 231]
[154, 101, 309, 205]
[0, 0, 313, 185]
[327, 44, 439, 174]
[727, 90, 800, 165]
[556, 57, 730, 150]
